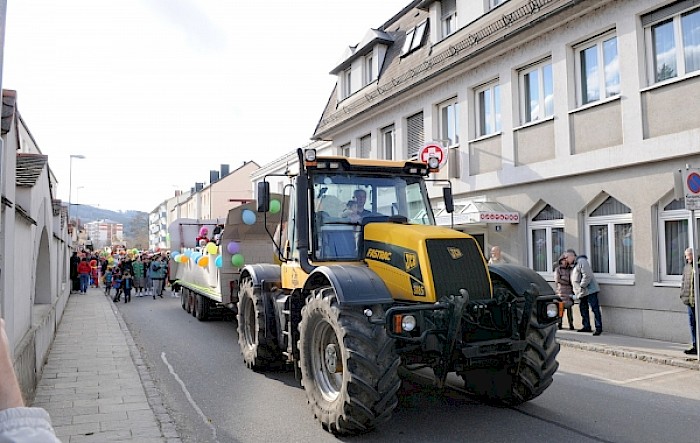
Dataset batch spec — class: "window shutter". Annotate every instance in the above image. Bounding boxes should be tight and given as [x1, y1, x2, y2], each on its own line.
[407, 112, 424, 158]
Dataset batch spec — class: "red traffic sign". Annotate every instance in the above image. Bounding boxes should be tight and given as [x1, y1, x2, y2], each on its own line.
[418, 143, 446, 167]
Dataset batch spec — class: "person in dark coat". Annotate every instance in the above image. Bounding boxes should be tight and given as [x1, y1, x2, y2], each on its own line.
[70, 251, 81, 293]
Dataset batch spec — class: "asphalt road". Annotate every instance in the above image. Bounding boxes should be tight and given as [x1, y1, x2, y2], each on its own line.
[116, 293, 700, 443]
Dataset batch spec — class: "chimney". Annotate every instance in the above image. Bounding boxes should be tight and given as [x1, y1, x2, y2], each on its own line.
[195, 182, 204, 192]
[220, 164, 230, 178]
[175, 190, 182, 197]
[210, 170, 219, 184]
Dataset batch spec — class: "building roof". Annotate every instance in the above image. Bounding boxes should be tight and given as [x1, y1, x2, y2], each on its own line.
[16, 153, 49, 187]
[1, 90, 17, 135]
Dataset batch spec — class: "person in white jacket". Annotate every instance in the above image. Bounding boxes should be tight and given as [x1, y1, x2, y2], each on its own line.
[0, 318, 61, 442]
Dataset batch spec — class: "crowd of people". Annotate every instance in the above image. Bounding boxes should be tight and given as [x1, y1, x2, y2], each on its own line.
[69, 249, 173, 302]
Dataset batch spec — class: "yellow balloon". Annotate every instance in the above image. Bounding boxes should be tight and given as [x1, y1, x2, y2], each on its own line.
[198, 256, 209, 267]
[205, 242, 218, 255]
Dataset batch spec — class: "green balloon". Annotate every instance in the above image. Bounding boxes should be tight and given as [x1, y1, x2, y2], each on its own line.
[269, 199, 281, 214]
[231, 253, 245, 267]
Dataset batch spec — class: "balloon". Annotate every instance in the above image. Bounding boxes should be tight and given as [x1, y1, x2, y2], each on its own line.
[198, 256, 209, 267]
[184, 250, 192, 258]
[205, 242, 218, 255]
[215, 255, 223, 268]
[231, 253, 245, 267]
[242, 210, 256, 225]
[191, 252, 202, 263]
[227, 241, 240, 254]
[171, 250, 180, 257]
[179, 255, 189, 263]
[171, 253, 180, 261]
[269, 199, 281, 214]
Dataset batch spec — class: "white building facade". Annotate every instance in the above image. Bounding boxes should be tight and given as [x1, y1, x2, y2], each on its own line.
[84, 219, 124, 250]
[308, 0, 700, 342]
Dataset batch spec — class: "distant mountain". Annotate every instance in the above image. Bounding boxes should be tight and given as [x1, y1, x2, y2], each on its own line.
[70, 204, 145, 226]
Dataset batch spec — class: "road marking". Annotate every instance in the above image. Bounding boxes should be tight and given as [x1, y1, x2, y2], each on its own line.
[162, 352, 220, 443]
[563, 368, 686, 385]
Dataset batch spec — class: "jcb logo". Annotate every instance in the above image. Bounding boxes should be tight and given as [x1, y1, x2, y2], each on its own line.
[447, 247, 463, 260]
[412, 283, 425, 296]
[405, 253, 417, 272]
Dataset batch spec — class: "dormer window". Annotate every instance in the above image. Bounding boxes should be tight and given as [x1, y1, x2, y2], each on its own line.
[401, 20, 429, 55]
[343, 68, 352, 98]
[364, 54, 374, 86]
[441, 0, 457, 38]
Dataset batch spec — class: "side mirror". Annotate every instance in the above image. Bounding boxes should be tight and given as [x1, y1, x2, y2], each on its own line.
[443, 187, 454, 213]
[257, 181, 270, 213]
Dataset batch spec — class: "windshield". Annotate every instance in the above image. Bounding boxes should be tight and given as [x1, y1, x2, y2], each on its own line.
[309, 172, 435, 261]
[311, 172, 434, 224]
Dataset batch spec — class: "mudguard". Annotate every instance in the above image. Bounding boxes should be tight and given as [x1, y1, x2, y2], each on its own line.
[488, 264, 555, 297]
[304, 265, 394, 306]
[240, 264, 282, 288]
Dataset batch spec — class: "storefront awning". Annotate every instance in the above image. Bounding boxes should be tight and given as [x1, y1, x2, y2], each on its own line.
[435, 201, 520, 226]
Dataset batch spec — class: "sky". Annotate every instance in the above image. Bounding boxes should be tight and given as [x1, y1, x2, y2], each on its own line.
[2, 0, 410, 212]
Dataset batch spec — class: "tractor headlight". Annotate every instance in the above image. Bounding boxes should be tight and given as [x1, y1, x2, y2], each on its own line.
[304, 149, 317, 162]
[545, 302, 559, 318]
[427, 156, 440, 170]
[401, 315, 417, 332]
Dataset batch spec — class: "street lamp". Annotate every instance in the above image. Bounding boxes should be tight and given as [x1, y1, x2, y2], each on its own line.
[68, 154, 85, 234]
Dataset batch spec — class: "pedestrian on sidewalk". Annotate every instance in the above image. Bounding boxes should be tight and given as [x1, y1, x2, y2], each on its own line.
[77, 257, 92, 294]
[555, 253, 575, 330]
[112, 269, 123, 303]
[680, 247, 697, 356]
[0, 318, 61, 442]
[70, 251, 80, 293]
[144, 255, 154, 296]
[103, 267, 113, 297]
[566, 249, 603, 336]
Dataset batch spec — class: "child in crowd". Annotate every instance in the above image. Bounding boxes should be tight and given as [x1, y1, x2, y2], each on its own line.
[112, 270, 122, 302]
[122, 271, 134, 303]
[103, 267, 113, 297]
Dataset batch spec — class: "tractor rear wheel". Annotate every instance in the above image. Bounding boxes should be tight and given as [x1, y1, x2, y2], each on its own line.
[298, 287, 400, 435]
[237, 277, 280, 370]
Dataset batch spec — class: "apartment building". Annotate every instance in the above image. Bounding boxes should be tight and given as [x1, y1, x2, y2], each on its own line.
[305, 0, 700, 342]
[84, 219, 124, 249]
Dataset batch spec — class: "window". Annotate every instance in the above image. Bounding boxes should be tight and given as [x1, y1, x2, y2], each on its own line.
[490, 0, 508, 9]
[441, 0, 457, 39]
[364, 54, 374, 86]
[438, 98, 459, 146]
[575, 33, 620, 105]
[586, 196, 633, 277]
[381, 125, 395, 160]
[343, 68, 352, 98]
[529, 204, 565, 274]
[401, 20, 429, 55]
[476, 82, 501, 136]
[407, 112, 424, 158]
[520, 60, 553, 123]
[658, 198, 700, 281]
[340, 143, 351, 157]
[644, 4, 700, 83]
[359, 134, 371, 158]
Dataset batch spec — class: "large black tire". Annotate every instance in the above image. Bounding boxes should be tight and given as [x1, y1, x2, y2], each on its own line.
[236, 278, 281, 369]
[195, 294, 208, 321]
[186, 289, 192, 314]
[461, 282, 559, 405]
[298, 287, 401, 435]
[181, 289, 187, 310]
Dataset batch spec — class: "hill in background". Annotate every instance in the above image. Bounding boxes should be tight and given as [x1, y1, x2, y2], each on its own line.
[72, 204, 149, 249]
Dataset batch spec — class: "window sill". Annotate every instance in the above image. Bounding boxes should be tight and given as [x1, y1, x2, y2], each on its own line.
[595, 275, 635, 286]
[513, 115, 555, 132]
[653, 281, 681, 288]
[568, 95, 621, 115]
[640, 70, 700, 93]
[467, 131, 502, 144]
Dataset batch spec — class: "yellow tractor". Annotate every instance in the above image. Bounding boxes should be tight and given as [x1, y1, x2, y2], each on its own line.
[237, 148, 561, 435]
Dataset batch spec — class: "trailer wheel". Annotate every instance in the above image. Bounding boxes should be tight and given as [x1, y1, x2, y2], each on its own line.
[298, 287, 400, 435]
[186, 289, 192, 314]
[237, 277, 280, 369]
[191, 293, 197, 318]
[461, 279, 559, 405]
[180, 289, 187, 310]
[195, 294, 209, 321]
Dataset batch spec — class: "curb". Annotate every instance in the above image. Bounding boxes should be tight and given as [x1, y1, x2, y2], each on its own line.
[557, 338, 700, 371]
[107, 295, 183, 442]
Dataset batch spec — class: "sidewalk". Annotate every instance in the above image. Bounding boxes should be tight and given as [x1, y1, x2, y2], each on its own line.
[31, 287, 181, 442]
[556, 328, 700, 370]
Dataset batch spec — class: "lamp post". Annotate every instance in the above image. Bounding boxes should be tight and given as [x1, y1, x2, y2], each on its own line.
[68, 154, 85, 226]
